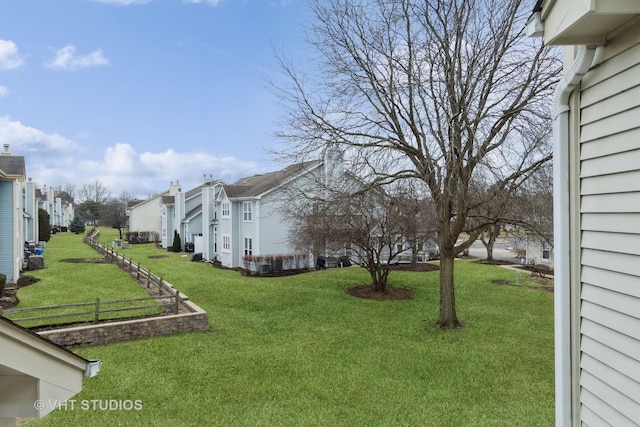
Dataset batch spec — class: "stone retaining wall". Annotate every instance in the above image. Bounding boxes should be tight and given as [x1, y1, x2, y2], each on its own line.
[39, 300, 209, 347]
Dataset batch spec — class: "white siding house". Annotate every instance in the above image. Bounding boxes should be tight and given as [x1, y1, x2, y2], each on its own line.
[529, 2, 640, 425]
[127, 193, 165, 239]
[199, 158, 339, 269]
[0, 316, 100, 426]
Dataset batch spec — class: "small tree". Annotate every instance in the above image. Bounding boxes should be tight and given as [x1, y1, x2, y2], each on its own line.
[289, 185, 410, 292]
[68, 215, 86, 234]
[38, 208, 51, 242]
[172, 230, 182, 252]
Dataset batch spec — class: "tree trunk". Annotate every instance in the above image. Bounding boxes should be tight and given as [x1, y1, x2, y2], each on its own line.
[437, 247, 460, 329]
[481, 224, 501, 261]
[485, 244, 494, 261]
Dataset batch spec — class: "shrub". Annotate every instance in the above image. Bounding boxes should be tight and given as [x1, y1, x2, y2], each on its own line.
[38, 208, 52, 242]
[69, 215, 86, 234]
[0, 273, 5, 296]
[172, 230, 182, 252]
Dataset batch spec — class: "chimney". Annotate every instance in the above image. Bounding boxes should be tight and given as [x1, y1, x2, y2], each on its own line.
[1, 144, 11, 156]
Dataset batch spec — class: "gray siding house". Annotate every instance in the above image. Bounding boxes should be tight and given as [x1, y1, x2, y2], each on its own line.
[210, 159, 325, 269]
[529, 1, 640, 425]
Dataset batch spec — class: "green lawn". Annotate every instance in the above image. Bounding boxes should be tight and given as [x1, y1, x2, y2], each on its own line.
[25, 228, 554, 426]
[6, 231, 163, 327]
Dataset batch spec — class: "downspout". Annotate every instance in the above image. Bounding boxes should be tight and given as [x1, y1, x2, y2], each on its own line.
[553, 44, 597, 427]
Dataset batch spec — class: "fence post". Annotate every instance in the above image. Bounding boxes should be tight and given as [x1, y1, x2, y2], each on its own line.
[159, 277, 163, 296]
[94, 298, 100, 323]
[174, 291, 180, 314]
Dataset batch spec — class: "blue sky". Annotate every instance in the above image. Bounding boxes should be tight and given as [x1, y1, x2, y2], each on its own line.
[0, 0, 310, 198]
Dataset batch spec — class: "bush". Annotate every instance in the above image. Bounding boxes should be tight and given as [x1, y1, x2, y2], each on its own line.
[172, 230, 182, 252]
[38, 208, 51, 242]
[68, 215, 86, 234]
[0, 273, 6, 296]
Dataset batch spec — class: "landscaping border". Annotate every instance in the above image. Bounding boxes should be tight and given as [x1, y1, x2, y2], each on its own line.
[38, 299, 209, 347]
[31, 230, 210, 347]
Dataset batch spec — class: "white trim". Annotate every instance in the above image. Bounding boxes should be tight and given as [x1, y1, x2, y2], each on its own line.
[552, 45, 598, 427]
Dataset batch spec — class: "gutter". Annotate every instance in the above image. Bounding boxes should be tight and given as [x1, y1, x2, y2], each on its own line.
[552, 45, 597, 427]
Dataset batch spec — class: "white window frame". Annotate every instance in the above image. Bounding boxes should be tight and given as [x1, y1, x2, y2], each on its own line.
[542, 241, 550, 260]
[222, 202, 230, 218]
[222, 235, 231, 252]
[243, 202, 252, 222]
[244, 237, 253, 256]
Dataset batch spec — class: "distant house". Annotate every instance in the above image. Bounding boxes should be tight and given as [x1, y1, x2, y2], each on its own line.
[0, 316, 100, 425]
[0, 145, 28, 284]
[524, 234, 553, 269]
[528, 1, 640, 424]
[133, 159, 339, 267]
[38, 186, 73, 230]
[205, 159, 327, 268]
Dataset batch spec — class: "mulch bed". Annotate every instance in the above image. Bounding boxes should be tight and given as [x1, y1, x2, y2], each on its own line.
[0, 275, 40, 309]
[388, 263, 440, 272]
[346, 284, 414, 301]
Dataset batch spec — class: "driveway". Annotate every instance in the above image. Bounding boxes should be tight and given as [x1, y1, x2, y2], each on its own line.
[465, 238, 524, 263]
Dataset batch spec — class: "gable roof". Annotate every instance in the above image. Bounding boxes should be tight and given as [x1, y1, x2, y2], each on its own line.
[0, 316, 101, 381]
[0, 155, 26, 179]
[224, 160, 323, 199]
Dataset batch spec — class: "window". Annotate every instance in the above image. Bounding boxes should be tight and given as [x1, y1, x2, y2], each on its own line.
[397, 244, 404, 253]
[542, 241, 550, 260]
[222, 235, 231, 252]
[243, 202, 252, 222]
[244, 238, 253, 255]
[222, 202, 230, 218]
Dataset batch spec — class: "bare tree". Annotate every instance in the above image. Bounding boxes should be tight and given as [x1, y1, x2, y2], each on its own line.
[77, 180, 111, 204]
[288, 184, 416, 292]
[60, 182, 77, 204]
[273, 0, 560, 328]
[100, 192, 136, 239]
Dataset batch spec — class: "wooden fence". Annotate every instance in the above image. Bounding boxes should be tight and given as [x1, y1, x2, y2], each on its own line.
[85, 230, 179, 298]
[1, 229, 187, 328]
[1, 293, 180, 326]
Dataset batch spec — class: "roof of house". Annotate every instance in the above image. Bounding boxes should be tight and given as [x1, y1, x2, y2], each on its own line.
[183, 205, 202, 222]
[0, 155, 26, 178]
[224, 160, 323, 199]
[185, 185, 203, 199]
[0, 315, 90, 364]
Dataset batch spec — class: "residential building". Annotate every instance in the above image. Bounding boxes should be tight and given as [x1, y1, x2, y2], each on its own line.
[0, 145, 27, 284]
[38, 186, 73, 230]
[129, 151, 356, 269]
[206, 159, 326, 268]
[528, 2, 640, 424]
[0, 316, 100, 426]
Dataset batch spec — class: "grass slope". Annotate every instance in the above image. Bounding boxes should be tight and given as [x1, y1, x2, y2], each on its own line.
[26, 228, 554, 426]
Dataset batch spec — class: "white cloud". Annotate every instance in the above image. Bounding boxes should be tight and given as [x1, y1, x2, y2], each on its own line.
[78, 143, 262, 198]
[45, 45, 109, 71]
[91, 0, 151, 5]
[0, 116, 79, 153]
[0, 40, 25, 71]
[0, 86, 7, 97]
[183, 0, 224, 6]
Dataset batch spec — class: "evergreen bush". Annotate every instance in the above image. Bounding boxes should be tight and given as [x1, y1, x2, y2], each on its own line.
[172, 230, 182, 252]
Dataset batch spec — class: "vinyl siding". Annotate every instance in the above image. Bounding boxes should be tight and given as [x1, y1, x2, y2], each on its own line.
[0, 181, 14, 283]
[258, 189, 296, 255]
[578, 28, 640, 425]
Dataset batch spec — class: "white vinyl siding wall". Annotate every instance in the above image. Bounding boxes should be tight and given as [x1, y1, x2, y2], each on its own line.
[578, 33, 640, 425]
